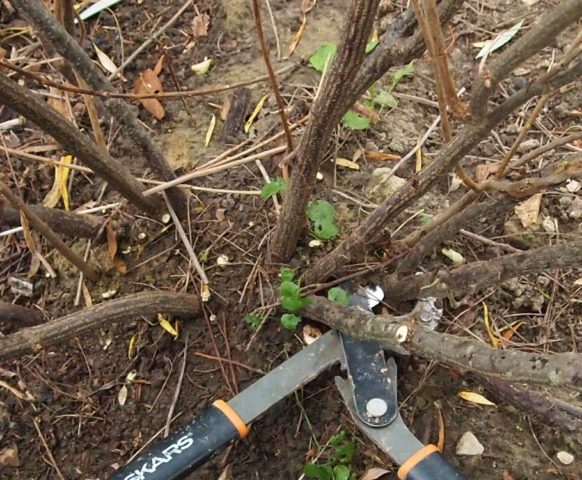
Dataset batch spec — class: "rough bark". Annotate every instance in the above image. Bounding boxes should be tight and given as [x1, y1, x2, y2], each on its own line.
[384, 239, 582, 301]
[11, 0, 187, 216]
[0, 292, 200, 361]
[2, 205, 104, 239]
[470, 0, 582, 119]
[0, 73, 159, 213]
[394, 195, 516, 276]
[271, 0, 380, 261]
[305, 56, 582, 283]
[303, 296, 582, 392]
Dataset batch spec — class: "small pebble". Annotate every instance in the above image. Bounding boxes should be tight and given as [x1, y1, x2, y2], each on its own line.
[556, 451, 574, 465]
[456, 432, 484, 456]
[517, 139, 540, 153]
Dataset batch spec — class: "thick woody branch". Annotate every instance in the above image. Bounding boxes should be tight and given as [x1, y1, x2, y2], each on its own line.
[12, 0, 187, 216]
[305, 52, 581, 283]
[0, 73, 159, 213]
[470, 0, 582, 118]
[0, 292, 200, 361]
[384, 239, 582, 301]
[2, 205, 103, 239]
[303, 296, 582, 392]
[271, 0, 380, 261]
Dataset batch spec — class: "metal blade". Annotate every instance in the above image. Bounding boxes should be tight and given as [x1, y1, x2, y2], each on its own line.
[335, 376, 424, 466]
[228, 330, 342, 424]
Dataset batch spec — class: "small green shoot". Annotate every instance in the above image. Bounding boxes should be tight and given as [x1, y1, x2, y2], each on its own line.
[327, 287, 349, 306]
[309, 43, 337, 72]
[279, 267, 296, 282]
[307, 200, 339, 240]
[342, 111, 370, 130]
[281, 313, 302, 331]
[304, 430, 356, 480]
[388, 60, 415, 91]
[261, 178, 287, 199]
[243, 313, 262, 330]
[365, 38, 379, 54]
[419, 213, 433, 224]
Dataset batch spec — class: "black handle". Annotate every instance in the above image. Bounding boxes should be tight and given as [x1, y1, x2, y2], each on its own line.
[109, 401, 247, 480]
[399, 445, 466, 480]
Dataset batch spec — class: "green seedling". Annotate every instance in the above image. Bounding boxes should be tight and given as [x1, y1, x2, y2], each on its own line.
[327, 287, 349, 306]
[304, 430, 356, 480]
[278, 268, 309, 330]
[309, 43, 337, 72]
[261, 177, 288, 199]
[307, 200, 339, 240]
[243, 313, 262, 330]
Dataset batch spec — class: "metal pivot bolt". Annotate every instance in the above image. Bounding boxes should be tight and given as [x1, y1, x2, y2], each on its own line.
[366, 398, 388, 418]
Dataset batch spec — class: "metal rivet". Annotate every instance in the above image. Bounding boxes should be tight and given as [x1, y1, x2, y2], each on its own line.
[366, 398, 388, 418]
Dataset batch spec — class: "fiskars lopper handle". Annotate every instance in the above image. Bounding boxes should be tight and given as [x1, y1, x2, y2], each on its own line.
[398, 445, 466, 480]
[108, 400, 249, 480]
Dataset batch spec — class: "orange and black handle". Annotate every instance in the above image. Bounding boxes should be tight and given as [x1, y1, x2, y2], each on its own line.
[109, 400, 248, 480]
[398, 445, 465, 480]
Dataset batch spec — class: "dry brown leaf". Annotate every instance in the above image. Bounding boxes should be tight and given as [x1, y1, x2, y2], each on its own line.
[458, 391, 496, 406]
[359, 468, 390, 480]
[220, 93, 231, 121]
[288, 14, 307, 56]
[436, 404, 445, 452]
[0, 47, 7, 60]
[352, 102, 380, 121]
[364, 150, 400, 161]
[192, 13, 210, 38]
[133, 62, 165, 120]
[113, 257, 127, 275]
[502, 470, 515, 480]
[47, 86, 70, 119]
[475, 163, 499, 183]
[106, 223, 117, 260]
[514, 193, 542, 227]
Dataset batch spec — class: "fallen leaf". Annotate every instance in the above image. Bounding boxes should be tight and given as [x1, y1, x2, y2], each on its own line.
[128, 334, 138, 359]
[441, 247, 465, 265]
[502, 470, 515, 480]
[244, 94, 269, 133]
[500, 321, 525, 342]
[475, 20, 524, 59]
[43, 155, 72, 209]
[335, 158, 360, 170]
[482, 302, 500, 348]
[94, 43, 121, 76]
[118, 385, 128, 406]
[0, 47, 7, 60]
[458, 391, 496, 406]
[363, 150, 400, 161]
[106, 223, 117, 260]
[20, 212, 40, 277]
[220, 93, 231, 121]
[158, 314, 178, 339]
[205, 114, 216, 146]
[436, 404, 445, 451]
[288, 14, 307, 56]
[133, 62, 165, 120]
[113, 257, 127, 274]
[191, 57, 213, 75]
[47, 86, 70, 119]
[0, 445, 20, 467]
[359, 468, 390, 480]
[192, 13, 210, 38]
[515, 193, 542, 227]
[475, 163, 499, 183]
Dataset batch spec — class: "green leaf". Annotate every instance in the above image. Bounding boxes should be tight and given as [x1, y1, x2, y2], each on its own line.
[308, 200, 339, 240]
[280, 295, 310, 313]
[389, 61, 415, 91]
[328, 287, 349, 306]
[309, 43, 337, 72]
[373, 89, 398, 109]
[304, 463, 334, 480]
[342, 111, 370, 130]
[307, 200, 335, 222]
[243, 314, 262, 330]
[333, 464, 351, 480]
[260, 178, 287, 199]
[279, 267, 296, 282]
[279, 281, 300, 298]
[365, 39, 379, 54]
[329, 431, 347, 446]
[281, 313, 302, 330]
[419, 213, 433, 224]
[334, 440, 355, 464]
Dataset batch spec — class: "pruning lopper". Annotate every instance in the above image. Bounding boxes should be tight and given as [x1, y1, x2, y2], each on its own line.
[110, 287, 465, 480]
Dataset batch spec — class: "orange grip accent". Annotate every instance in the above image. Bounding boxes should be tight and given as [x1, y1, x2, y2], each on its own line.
[397, 444, 440, 479]
[213, 400, 250, 439]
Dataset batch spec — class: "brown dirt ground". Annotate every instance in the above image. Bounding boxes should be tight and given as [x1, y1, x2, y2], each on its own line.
[1, 0, 581, 479]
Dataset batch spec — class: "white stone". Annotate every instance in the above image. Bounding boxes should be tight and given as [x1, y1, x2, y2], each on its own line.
[556, 451, 574, 465]
[456, 432, 484, 456]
